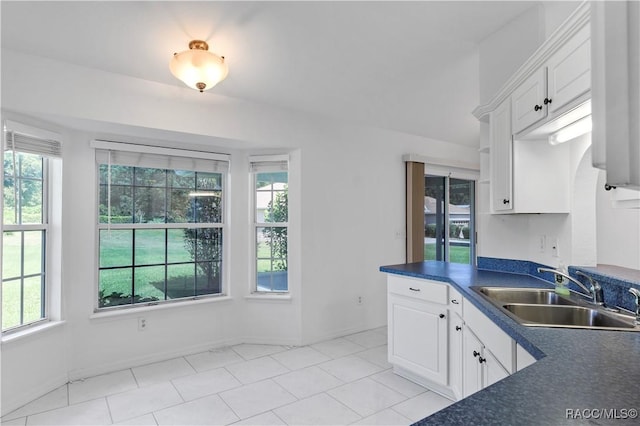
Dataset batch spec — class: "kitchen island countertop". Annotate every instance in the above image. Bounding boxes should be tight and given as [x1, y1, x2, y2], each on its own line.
[380, 261, 640, 425]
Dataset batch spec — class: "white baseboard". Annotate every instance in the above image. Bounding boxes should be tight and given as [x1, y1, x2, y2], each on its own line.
[67, 336, 243, 381]
[1, 373, 68, 418]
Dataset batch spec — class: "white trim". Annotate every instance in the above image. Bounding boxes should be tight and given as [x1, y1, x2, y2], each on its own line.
[403, 154, 480, 181]
[0, 320, 65, 345]
[90, 139, 230, 163]
[245, 294, 293, 302]
[90, 295, 233, 319]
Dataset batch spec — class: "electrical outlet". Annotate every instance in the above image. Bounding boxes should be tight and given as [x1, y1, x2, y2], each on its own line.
[538, 235, 546, 253]
[138, 317, 147, 331]
[357, 296, 363, 305]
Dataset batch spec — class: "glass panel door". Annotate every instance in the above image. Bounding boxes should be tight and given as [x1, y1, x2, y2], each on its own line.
[424, 175, 475, 265]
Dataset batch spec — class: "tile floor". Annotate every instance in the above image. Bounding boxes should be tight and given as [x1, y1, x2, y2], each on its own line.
[1, 327, 454, 425]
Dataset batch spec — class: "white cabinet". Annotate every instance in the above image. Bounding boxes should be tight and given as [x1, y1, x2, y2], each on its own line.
[490, 98, 513, 212]
[449, 312, 464, 400]
[511, 24, 591, 135]
[546, 23, 591, 115]
[591, 0, 640, 189]
[512, 69, 547, 134]
[386, 275, 535, 401]
[387, 276, 449, 387]
[462, 327, 509, 398]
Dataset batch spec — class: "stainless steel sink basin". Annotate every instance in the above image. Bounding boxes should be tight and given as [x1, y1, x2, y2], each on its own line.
[471, 286, 640, 331]
[473, 286, 576, 305]
[502, 304, 638, 330]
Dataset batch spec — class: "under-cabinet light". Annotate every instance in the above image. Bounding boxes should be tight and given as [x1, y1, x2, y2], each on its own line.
[549, 116, 592, 145]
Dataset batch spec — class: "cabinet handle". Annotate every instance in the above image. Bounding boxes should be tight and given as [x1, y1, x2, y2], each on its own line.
[473, 350, 480, 358]
[544, 97, 552, 105]
[451, 299, 459, 304]
[455, 325, 462, 331]
[439, 314, 445, 319]
[534, 104, 542, 111]
[478, 357, 487, 364]
[409, 287, 421, 292]
[503, 199, 510, 205]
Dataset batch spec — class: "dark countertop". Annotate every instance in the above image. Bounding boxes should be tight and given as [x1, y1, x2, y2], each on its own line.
[380, 261, 640, 425]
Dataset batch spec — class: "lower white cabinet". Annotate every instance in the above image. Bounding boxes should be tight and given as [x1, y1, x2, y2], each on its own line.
[462, 327, 509, 398]
[386, 274, 533, 401]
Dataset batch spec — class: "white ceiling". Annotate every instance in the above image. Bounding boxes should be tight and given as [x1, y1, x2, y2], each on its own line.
[1, 1, 542, 147]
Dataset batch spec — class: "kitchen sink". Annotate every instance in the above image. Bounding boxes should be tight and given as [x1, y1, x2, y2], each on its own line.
[502, 304, 638, 330]
[472, 286, 576, 305]
[471, 286, 640, 331]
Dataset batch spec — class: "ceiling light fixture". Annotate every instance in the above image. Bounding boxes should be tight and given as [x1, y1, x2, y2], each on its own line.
[170, 40, 228, 93]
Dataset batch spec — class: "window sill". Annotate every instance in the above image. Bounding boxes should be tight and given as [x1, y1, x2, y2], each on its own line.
[245, 293, 292, 302]
[90, 295, 233, 321]
[1, 320, 66, 345]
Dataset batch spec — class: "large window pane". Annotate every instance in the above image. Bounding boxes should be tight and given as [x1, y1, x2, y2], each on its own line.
[134, 229, 166, 265]
[134, 265, 165, 302]
[196, 172, 221, 190]
[2, 279, 21, 330]
[23, 275, 44, 323]
[17, 153, 43, 178]
[100, 164, 133, 185]
[99, 268, 133, 307]
[167, 229, 194, 263]
[2, 231, 21, 280]
[23, 231, 44, 276]
[20, 179, 43, 224]
[167, 264, 195, 298]
[425, 176, 446, 261]
[256, 227, 288, 292]
[134, 187, 165, 223]
[196, 261, 222, 295]
[449, 178, 473, 265]
[99, 185, 133, 224]
[100, 230, 133, 268]
[192, 195, 222, 223]
[3, 177, 16, 225]
[135, 167, 166, 187]
[168, 189, 192, 223]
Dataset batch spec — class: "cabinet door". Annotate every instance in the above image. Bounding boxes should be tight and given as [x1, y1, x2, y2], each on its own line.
[591, 0, 640, 188]
[546, 23, 590, 115]
[483, 348, 510, 387]
[511, 68, 547, 134]
[449, 313, 464, 400]
[462, 327, 483, 398]
[388, 295, 449, 386]
[490, 98, 513, 213]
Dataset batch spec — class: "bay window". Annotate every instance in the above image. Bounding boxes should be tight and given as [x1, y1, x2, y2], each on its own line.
[93, 141, 229, 309]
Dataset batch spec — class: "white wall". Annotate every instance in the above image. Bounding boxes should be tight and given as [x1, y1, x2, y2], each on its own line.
[596, 173, 640, 270]
[0, 49, 479, 413]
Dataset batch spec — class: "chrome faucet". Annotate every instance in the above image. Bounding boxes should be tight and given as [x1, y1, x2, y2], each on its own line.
[575, 270, 605, 305]
[537, 267, 593, 299]
[629, 288, 640, 325]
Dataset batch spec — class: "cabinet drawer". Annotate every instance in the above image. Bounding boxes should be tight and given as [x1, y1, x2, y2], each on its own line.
[388, 275, 448, 305]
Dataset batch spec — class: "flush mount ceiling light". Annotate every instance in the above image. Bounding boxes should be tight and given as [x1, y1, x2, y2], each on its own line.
[170, 40, 228, 93]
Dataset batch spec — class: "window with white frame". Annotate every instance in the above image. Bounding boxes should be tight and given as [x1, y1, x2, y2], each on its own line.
[2, 128, 61, 332]
[93, 141, 229, 310]
[251, 156, 288, 293]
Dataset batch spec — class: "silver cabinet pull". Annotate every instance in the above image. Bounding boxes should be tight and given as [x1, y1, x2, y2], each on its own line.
[409, 287, 421, 292]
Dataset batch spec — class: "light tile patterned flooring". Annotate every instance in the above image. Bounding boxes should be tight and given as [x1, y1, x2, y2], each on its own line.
[1, 327, 454, 425]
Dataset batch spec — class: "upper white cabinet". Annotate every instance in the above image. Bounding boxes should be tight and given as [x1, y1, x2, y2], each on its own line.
[591, 0, 640, 189]
[490, 98, 513, 212]
[546, 23, 591, 116]
[512, 69, 548, 134]
[511, 23, 591, 135]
